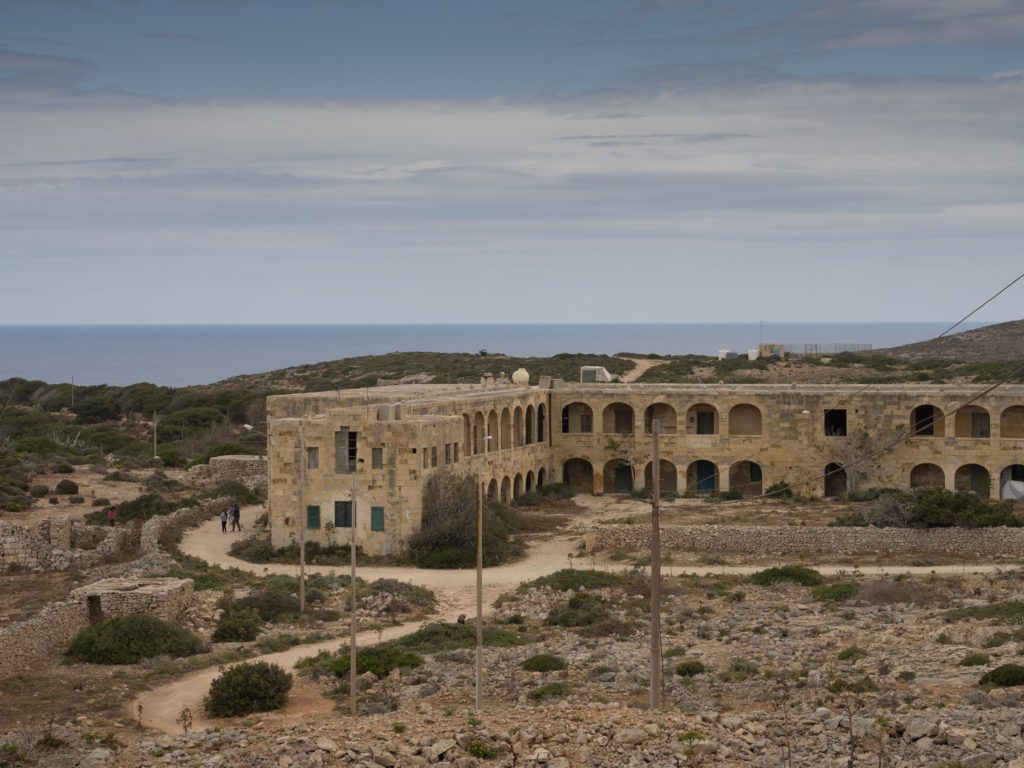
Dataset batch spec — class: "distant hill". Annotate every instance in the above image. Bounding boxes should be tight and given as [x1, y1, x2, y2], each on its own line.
[878, 319, 1024, 363]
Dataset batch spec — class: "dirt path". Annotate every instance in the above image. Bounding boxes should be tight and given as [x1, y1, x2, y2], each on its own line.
[135, 502, 1012, 733]
[617, 357, 669, 383]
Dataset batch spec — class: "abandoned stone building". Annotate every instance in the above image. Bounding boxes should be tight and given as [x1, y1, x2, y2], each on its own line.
[266, 374, 1024, 556]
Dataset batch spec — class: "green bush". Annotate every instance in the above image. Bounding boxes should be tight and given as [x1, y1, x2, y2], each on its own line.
[394, 622, 525, 654]
[813, 583, 859, 603]
[765, 481, 793, 499]
[834, 488, 1020, 529]
[227, 588, 301, 622]
[527, 682, 571, 702]
[67, 615, 204, 664]
[837, 646, 867, 661]
[979, 664, 1024, 687]
[204, 661, 292, 717]
[85, 492, 186, 524]
[329, 645, 423, 678]
[518, 568, 622, 593]
[156, 448, 188, 468]
[213, 610, 264, 642]
[29, 484, 49, 498]
[522, 654, 566, 672]
[545, 592, 609, 627]
[942, 601, 1024, 624]
[228, 537, 278, 563]
[827, 674, 878, 694]
[205, 481, 263, 506]
[466, 740, 499, 759]
[92, 497, 111, 507]
[54, 479, 79, 495]
[960, 653, 990, 667]
[540, 483, 574, 500]
[674, 660, 706, 678]
[749, 565, 823, 587]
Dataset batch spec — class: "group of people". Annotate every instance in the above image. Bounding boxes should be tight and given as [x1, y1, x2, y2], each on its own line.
[220, 503, 242, 533]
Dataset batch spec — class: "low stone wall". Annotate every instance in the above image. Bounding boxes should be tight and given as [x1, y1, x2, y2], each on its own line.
[594, 524, 1024, 558]
[0, 577, 193, 680]
[0, 518, 130, 572]
[186, 454, 267, 493]
[139, 497, 228, 553]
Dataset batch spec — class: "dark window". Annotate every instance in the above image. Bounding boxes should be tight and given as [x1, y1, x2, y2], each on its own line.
[372, 447, 383, 469]
[431, 447, 438, 468]
[306, 504, 321, 530]
[580, 412, 593, 432]
[306, 447, 319, 469]
[334, 500, 352, 528]
[914, 405, 936, 436]
[696, 411, 715, 435]
[423, 449, 429, 469]
[335, 429, 358, 473]
[824, 409, 847, 437]
[370, 506, 385, 532]
[444, 444, 452, 464]
[453, 443, 460, 463]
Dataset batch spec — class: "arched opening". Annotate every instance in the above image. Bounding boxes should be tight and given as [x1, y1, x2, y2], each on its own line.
[525, 470, 535, 492]
[562, 459, 593, 493]
[603, 460, 634, 492]
[687, 403, 718, 435]
[955, 405, 990, 439]
[538, 404, 546, 442]
[824, 463, 847, 498]
[603, 403, 635, 435]
[487, 411, 498, 452]
[644, 403, 677, 434]
[1001, 465, 1024, 500]
[500, 476, 512, 503]
[728, 461, 763, 496]
[561, 402, 592, 434]
[910, 463, 944, 489]
[473, 412, 485, 455]
[686, 460, 717, 493]
[500, 408, 512, 450]
[513, 407, 524, 447]
[486, 479, 498, 500]
[728, 404, 763, 436]
[1001, 406, 1024, 439]
[537, 468, 546, 488]
[525, 405, 535, 444]
[513, 473, 524, 500]
[463, 414, 472, 455]
[911, 404, 945, 437]
[644, 460, 678, 493]
[955, 464, 991, 495]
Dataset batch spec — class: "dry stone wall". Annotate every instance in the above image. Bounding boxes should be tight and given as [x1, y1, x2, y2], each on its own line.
[0, 518, 129, 572]
[595, 523, 1024, 558]
[186, 455, 267, 493]
[139, 497, 228, 553]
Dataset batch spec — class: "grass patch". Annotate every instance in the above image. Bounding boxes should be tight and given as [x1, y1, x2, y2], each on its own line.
[837, 646, 868, 662]
[942, 601, 1024, 624]
[521, 654, 567, 672]
[813, 583, 859, 603]
[960, 653, 990, 667]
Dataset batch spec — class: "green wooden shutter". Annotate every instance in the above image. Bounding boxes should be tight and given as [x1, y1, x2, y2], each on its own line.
[334, 501, 352, 528]
[306, 505, 321, 530]
[370, 506, 385, 532]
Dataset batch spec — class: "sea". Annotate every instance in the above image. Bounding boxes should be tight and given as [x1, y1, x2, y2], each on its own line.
[0, 323, 983, 388]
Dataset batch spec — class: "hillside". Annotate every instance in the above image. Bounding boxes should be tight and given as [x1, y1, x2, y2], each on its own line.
[879, 319, 1024, 362]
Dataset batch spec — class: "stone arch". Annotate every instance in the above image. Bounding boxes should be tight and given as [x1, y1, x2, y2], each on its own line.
[1001, 406, 1024, 439]
[487, 410, 498, 452]
[500, 408, 512, 450]
[500, 476, 512, 503]
[910, 463, 944, 489]
[562, 459, 593, 493]
[538, 404, 546, 442]
[911, 404, 945, 437]
[644, 403, 677, 434]
[728, 404, 762, 436]
[1001, 465, 1024, 499]
[526, 470, 535, 492]
[603, 460, 634, 492]
[537, 468, 546, 488]
[561, 402, 593, 434]
[955, 405, 990, 438]
[514, 473, 524, 500]
[473, 412, 485, 455]
[728, 461, 763, 496]
[513, 406, 524, 447]
[644, 459, 678, 493]
[824, 462, 847, 498]
[603, 402, 635, 435]
[687, 403, 719, 435]
[955, 464, 991, 495]
[486, 479, 498, 500]
[686, 460, 717, 493]
[525, 405, 535, 444]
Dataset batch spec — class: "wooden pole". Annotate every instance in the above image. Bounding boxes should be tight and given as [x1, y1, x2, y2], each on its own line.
[475, 462, 484, 713]
[296, 427, 306, 614]
[153, 411, 158, 459]
[350, 470, 358, 716]
[650, 419, 662, 710]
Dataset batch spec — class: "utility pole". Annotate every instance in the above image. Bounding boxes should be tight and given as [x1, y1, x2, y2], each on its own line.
[297, 426, 307, 615]
[475, 460, 484, 713]
[153, 411, 159, 459]
[650, 418, 662, 710]
[350, 469, 358, 717]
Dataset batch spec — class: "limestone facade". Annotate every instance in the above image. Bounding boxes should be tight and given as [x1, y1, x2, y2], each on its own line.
[267, 380, 1024, 556]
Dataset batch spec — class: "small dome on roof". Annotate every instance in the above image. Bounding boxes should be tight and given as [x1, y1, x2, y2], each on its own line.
[512, 368, 530, 386]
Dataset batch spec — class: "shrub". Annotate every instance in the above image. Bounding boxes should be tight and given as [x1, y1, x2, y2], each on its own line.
[156, 448, 188, 468]
[69, 495, 84, 503]
[545, 592, 609, 627]
[29, 484, 49, 498]
[983, 631, 1013, 648]
[979, 664, 1024, 687]
[749, 565, 822, 587]
[85, 492, 186, 524]
[204, 661, 292, 717]
[765, 481, 793, 499]
[212, 610, 263, 642]
[539, 483, 574, 500]
[226, 589, 301, 622]
[92, 497, 111, 507]
[228, 537, 277, 563]
[960, 653, 990, 667]
[814, 583, 859, 603]
[837, 646, 868, 662]
[720, 657, 758, 682]
[466, 740, 498, 759]
[522, 654, 566, 672]
[67, 615, 204, 664]
[329, 645, 423, 678]
[834, 488, 1020, 529]
[527, 682, 571, 702]
[205, 481, 263, 506]
[827, 674, 878, 694]
[942, 601, 1024, 624]
[674, 660, 706, 678]
[518, 569, 622, 593]
[54, 479, 79, 495]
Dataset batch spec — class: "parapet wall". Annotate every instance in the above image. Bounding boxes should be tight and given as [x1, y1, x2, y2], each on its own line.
[186, 455, 267, 493]
[0, 577, 193, 680]
[594, 524, 1024, 558]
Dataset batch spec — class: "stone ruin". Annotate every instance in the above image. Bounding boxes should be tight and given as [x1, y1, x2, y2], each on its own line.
[0, 516, 131, 573]
[186, 454, 267, 493]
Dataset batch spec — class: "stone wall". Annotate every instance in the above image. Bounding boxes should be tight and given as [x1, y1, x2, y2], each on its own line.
[139, 497, 228, 554]
[187, 455, 267, 493]
[0, 518, 129, 572]
[0, 577, 193, 680]
[593, 524, 1024, 558]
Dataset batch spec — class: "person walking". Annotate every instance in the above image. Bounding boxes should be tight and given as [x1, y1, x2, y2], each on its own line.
[220, 508, 228, 534]
[232, 503, 242, 532]
[107, 506, 117, 527]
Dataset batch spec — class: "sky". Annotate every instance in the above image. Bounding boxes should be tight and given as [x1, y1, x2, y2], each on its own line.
[1, 0, 1022, 324]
